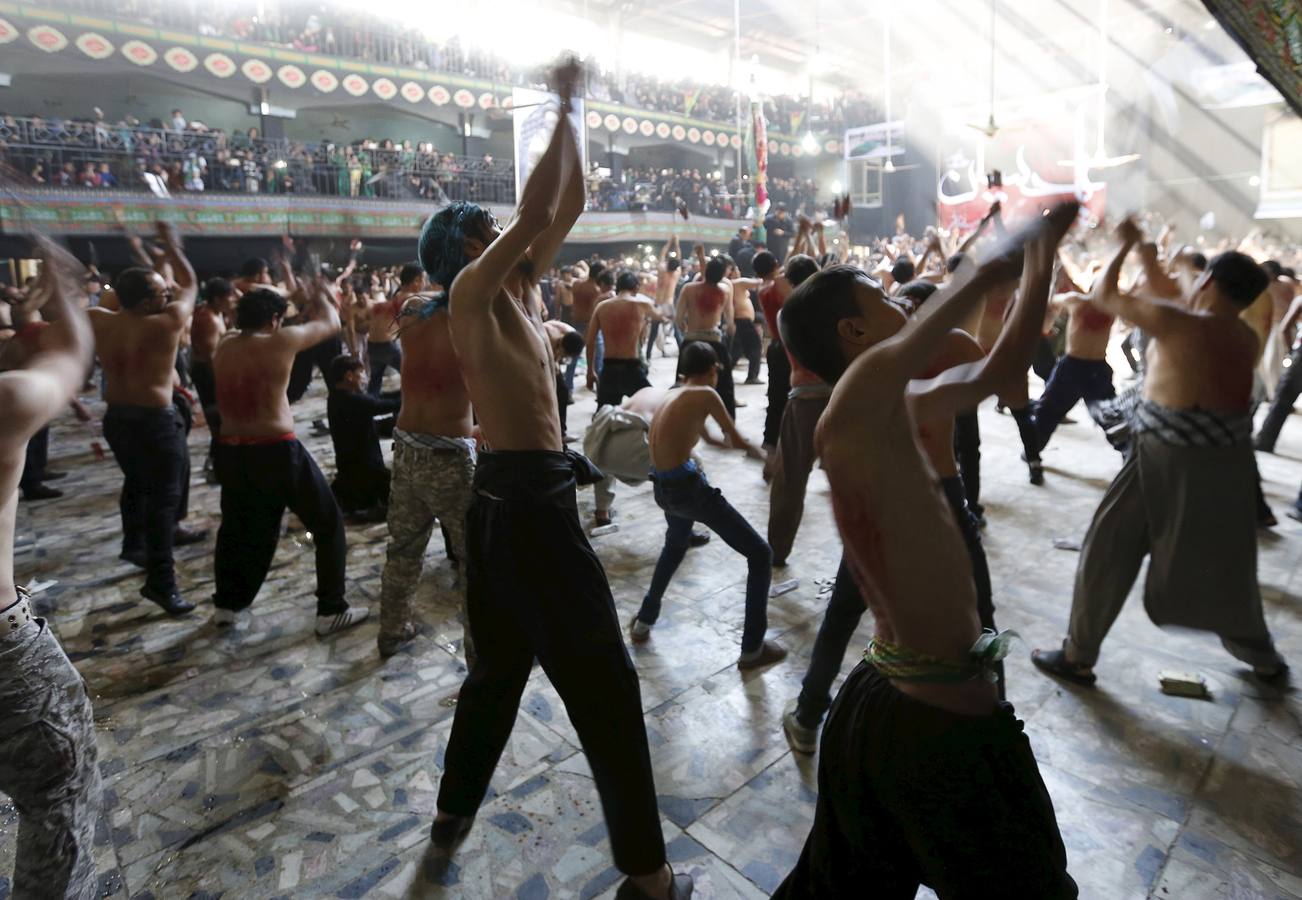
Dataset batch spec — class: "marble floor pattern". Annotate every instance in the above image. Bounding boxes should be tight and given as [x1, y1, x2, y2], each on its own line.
[4, 352, 1302, 900]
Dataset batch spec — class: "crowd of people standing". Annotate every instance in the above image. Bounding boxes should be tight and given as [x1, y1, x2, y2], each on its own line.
[2, 58, 1300, 900]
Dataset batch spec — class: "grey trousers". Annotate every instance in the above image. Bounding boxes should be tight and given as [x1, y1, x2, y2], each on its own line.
[1066, 433, 1283, 670]
[380, 438, 477, 663]
[767, 393, 831, 563]
[0, 613, 101, 900]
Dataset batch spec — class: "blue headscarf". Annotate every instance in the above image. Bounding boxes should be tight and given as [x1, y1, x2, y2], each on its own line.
[418, 201, 490, 291]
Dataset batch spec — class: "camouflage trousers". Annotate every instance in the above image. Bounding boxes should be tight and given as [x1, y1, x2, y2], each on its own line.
[380, 432, 477, 664]
[0, 598, 101, 900]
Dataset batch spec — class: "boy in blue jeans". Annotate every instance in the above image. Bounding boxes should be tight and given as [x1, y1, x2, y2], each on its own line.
[631, 342, 786, 669]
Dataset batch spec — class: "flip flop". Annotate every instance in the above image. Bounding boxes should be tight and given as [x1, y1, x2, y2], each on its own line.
[1031, 647, 1097, 686]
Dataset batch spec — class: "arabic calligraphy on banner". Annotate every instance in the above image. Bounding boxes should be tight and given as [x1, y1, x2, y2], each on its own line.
[936, 87, 1116, 230]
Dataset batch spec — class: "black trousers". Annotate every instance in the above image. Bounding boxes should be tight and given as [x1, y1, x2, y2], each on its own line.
[1033, 356, 1116, 450]
[1255, 344, 1302, 452]
[596, 358, 651, 408]
[953, 412, 981, 515]
[437, 450, 666, 877]
[794, 473, 1000, 730]
[764, 341, 791, 447]
[679, 338, 735, 418]
[555, 371, 571, 434]
[332, 466, 391, 513]
[18, 426, 49, 492]
[773, 664, 1077, 899]
[191, 359, 221, 452]
[213, 439, 348, 615]
[102, 405, 188, 594]
[731, 318, 762, 382]
[1032, 334, 1057, 382]
[172, 391, 193, 521]
[287, 336, 344, 404]
[367, 340, 403, 396]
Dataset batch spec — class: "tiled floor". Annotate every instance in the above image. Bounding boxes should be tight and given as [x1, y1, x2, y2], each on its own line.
[5, 353, 1301, 899]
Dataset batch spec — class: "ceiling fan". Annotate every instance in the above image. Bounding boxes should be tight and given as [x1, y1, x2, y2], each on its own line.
[967, 0, 1001, 138]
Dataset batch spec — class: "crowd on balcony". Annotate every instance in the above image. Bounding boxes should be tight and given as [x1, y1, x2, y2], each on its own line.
[0, 111, 819, 215]
[0, 111, 517, 201]
[45, 0, 883, 134]
[587, 166, 818, 218]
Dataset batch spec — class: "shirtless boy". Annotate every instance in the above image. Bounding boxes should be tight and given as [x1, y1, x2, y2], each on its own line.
[725, 259, 764, 384]
[418, 60, 690, 900]
[1030, 284, 1118, 453]
[0, 239, 101, 900]
[377, 289, 478, 662]
[588, 271, 657, 406]
[90, 222, 201, 615]
[630, 342, 785, 668]
[675, 250, 736, 417]
[191, 277, 237, 480]
[365, 263, 424, 394]
[771, 204, 1080, 898]
[211, 281, 368, 636]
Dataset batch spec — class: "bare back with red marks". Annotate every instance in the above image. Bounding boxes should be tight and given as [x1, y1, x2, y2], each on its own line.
[396, 302, 472, 439]
[681, 280, 732, 333]
[212, 332, 298, 438]
[89, 309, 184, 408]
[593, 296, 651, 360]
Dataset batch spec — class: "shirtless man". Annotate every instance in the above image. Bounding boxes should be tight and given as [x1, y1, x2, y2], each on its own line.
[630, 342, 785, 668]
[418, 61, 690, 900]
[1030, 284, 1118, 453]
[755, 250, 792, 452]
[772, 204, 1080, 899]
[675, 249, 736, 417]
[366, 263, 424, 395]
[1033, 220, 1288, 685]
[0, 239, 102, 900]
[725, 259, 764, 384]
[555, 266, 576, 323]
[1253, 263, 1302, 452]
[210, 281, 368, 636]
[765, 254, 826, 566]
[588, 271, 657, 407]
[376, 289, 478, 660]
[543, 318, 586, 439]
[191, 277, 237, 481]
[90, 222, 201, 616]
[971, 267, 1044, 483]
[782, 288, 996, 754]
[566, 259, 607, 391]
[647, 236, 681, 358]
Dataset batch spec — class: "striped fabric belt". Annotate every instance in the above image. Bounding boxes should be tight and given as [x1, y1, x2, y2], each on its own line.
[393, 428, 476, 454]
[1130, 399, 1252, 448]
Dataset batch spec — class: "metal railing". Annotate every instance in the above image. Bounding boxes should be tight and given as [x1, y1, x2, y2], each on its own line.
[0, 118, 516, 201]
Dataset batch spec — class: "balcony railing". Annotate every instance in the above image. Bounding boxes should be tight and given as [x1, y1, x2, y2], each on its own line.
[0, 118, 515, 201]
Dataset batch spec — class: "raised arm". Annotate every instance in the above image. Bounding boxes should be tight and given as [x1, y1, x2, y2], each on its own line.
[659, 234, 677, 266]
[871, 203, 1077, 394]
[334, 239, 362, 289]
[452, 59, 583, 307]
[815, 221, 828, 259]
[155, 221, 197, 327]
[1091, 218, 1188, 336]
[277, 278, 341, 352]
[0, 238, 94, 448]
